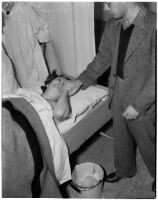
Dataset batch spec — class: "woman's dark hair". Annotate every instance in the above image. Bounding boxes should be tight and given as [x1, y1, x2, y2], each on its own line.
[44, 70, 58, 85]
[2, 2, 14, 15]
[41, 70, 58, 92]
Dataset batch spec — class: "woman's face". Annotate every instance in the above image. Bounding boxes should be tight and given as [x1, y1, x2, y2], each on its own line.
[44, 77, 68, 101]
[49, 77, 69, 91]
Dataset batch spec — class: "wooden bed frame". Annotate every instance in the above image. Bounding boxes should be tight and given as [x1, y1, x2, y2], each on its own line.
[63, 85, 112, 154]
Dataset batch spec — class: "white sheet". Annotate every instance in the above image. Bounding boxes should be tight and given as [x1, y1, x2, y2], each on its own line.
[57, 86, 109, 134]
[69, 86, 109, 122]
[3, 89, 71, 185]
[57, 97, 108, 135]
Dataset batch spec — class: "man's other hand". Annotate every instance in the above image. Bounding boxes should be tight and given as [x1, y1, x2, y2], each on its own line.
[122, 105, 139, 120]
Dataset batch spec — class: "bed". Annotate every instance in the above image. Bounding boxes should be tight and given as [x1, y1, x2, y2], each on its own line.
[2, 84, 112, 197]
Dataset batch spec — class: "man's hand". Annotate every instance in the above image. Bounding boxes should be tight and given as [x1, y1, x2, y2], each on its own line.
[122, 105, 139, 120]
[64, 80, 83, 96]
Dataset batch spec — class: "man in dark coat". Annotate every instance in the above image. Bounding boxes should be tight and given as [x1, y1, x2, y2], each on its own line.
[68, 2, 156, 192]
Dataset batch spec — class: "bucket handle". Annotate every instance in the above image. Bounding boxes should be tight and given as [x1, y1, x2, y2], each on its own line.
[70, 182, 81, 193]
[70, 179, 102, 193]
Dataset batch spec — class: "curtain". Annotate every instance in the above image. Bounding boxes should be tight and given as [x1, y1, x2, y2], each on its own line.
[33, 2, 95, 78]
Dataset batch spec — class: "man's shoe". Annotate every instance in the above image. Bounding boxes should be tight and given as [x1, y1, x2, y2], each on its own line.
[105, 172, 122, 183]
[152, 179, 156, 193]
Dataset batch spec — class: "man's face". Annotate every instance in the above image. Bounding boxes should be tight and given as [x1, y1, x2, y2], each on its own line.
[105, 2, 127, 19]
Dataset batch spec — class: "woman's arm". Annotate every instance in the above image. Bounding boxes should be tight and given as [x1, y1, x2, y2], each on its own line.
[53, 90, 71, 122]
[43, 87, 71, 122]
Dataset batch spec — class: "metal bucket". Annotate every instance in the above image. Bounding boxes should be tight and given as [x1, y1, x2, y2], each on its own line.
[71, 162, 104, 198]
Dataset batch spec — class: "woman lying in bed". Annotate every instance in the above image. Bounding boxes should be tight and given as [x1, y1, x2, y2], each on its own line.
[42, 72, 82, 122]
[2, 41, 81, 123]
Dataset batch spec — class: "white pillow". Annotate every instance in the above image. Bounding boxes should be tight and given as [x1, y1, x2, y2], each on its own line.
[70, 86, 109, 122]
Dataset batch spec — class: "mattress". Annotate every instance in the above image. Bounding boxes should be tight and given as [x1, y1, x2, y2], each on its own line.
[58, 85, 112, 154]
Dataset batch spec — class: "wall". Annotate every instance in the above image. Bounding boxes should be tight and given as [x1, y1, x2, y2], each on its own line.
[33, 2, 95, 78]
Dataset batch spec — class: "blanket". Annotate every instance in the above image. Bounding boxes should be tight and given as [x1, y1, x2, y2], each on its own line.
[3, 88, 71, 184]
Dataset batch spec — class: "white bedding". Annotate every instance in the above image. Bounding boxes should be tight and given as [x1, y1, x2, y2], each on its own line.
[57, 85, 109, 134]
[3, 89, 71, 185]
[57, 97, 108, 135]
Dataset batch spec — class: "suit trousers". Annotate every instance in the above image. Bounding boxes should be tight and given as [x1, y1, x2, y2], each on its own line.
[111, 77, 156, 178]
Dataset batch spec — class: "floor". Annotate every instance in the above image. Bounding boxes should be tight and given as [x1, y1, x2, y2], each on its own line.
[61, 124, 156, 199]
